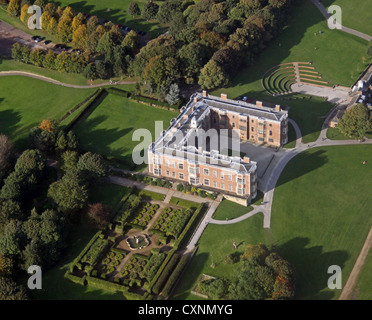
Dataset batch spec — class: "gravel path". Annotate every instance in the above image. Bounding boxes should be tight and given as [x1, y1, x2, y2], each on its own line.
[0, 71, 136, 88]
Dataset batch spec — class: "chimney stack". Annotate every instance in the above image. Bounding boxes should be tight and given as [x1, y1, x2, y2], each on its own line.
[275, 105, 281, 112]
[243, 156, 250, 163]
[202, 90, 207, 97]
[256, 101, 263, 108]
[221, 93, 227, 100]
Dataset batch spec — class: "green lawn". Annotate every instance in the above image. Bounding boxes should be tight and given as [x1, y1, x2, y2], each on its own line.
[0, 76, 95, 150]
[284, 121, 297, 148]
[50, 0, 166, 38]
[211, 0, 370, 143]
[353, 249, 372, 300]
[172, 213, 267, 300]
[32, 182, 130, 300]
[173, 145, 372, 300]
[212, 199, 253, 220]
[270, 145, 372, 300]
[326, 127, 350, 140]
[74, 94, 178, 169]
[321, 0, 372, 36]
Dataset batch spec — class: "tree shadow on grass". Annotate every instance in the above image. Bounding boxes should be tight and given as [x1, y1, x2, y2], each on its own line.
[74, 114, 133, 161]
[277, 237, 349, 300]
[57, 1, 164, 36]
[0, 107, 24, 147]
[171, 252, 210, 300]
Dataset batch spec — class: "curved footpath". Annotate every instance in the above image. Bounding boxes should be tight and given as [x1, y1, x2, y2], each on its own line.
[0, 71, 136, 88]
[311, 0, 372, 42]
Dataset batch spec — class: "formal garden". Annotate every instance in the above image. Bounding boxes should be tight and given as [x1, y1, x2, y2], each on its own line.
[64, 187, 206, 299]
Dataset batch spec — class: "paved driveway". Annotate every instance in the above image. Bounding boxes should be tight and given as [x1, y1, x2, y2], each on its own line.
[239, 141, 286, 181]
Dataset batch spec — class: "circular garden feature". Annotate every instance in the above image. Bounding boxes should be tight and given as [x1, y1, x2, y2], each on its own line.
[126, 234, 150, 250]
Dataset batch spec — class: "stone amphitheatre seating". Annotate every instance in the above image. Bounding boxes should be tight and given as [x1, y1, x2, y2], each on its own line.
[262, 62, 330, 96]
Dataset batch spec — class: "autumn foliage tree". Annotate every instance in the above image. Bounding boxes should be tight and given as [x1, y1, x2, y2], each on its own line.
[39, 119, 58, 133]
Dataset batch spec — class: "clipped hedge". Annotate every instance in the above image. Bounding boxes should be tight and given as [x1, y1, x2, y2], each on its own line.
[174, 203, 206, 249]
[64, 88, 107, 131]
[106, 87, 131, 98]
[64, 272, 87, 286]
[85, 276, 143, 300]
[110, 187, 135, 222]
[58, 88, 101, 124]
[130, 95, 180, 110]
[161, 254, 190, 298]
[169, 197, 199, 209]
[70, 231, 102, 272]
[152, 252, 180, 295]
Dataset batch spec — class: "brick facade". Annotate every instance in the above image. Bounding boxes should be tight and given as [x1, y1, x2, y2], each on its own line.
[147, 92, 288, 201]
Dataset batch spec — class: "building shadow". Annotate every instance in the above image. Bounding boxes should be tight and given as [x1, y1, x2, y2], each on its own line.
[170, 252, 209, 300]
[274, 149, 329, 190]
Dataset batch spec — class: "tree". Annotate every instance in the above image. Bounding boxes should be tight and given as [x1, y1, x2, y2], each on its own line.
[14, 149, 46, 176]
[57, 15, 73, 42]
[128, 1, 141, 17]
[242, 243, 269, 264]
[337, 104, 372, 139]
[71, 12, 85, 33]
[0, 172, 23, 201]
[48, 170, 88, 212]
[43, 50, 57, 69]
[86, 203, 109, 228]
[0, 277, 28, 300]
[44, 2, 56, 16]
[11, 43, 23, 61]
[198, 59, 229, 90]
[66, 131, 79, 150]
[178, 42, 207, 81]
[72, 24, 88, 48]
[46, 16, 58, 34]
[0, 200, 22, 233]
[86, 15, 99, 34]
[96, 61, 111, 79]
[55, 130, 68, 152]
[142, 1, 159, 20]
[29, 125, 57, 153]
[0, 254, 14, 277]
[40, 11, 52, 30]
[156, 0, 182, 23]
[96, 32, 116, 57]
[122, 30, 141, 55]
[60, 150, 79, 172]
[83, 63, 98, 80]
[143, 55, 179, 90]
[77, 152, 108, 182]
[21, 45, 31, 63]
[7, 0, 21, 17]
[0, 135, 15, 183]
[29, 48, 45, 67]
[20, 3, 30, 24]
[166, 83, 180, 106]
[33, 0, 46, 9]
[168, 11, 185, 36]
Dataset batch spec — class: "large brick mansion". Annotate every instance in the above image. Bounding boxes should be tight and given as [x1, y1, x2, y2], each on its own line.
[148, 91, 289, 203]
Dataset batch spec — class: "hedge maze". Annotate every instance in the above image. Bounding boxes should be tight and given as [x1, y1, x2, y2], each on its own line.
[65, 187, 206, 299]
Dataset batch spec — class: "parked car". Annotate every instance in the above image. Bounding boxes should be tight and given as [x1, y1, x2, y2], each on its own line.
[32, 35, 43, 42]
